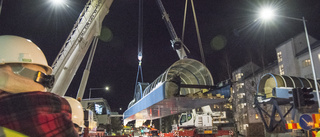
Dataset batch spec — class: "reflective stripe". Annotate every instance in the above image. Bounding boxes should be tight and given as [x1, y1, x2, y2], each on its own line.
[286, 123, 302, 129]
[0, 126, 6, 137]
[0, 127, 28, 137]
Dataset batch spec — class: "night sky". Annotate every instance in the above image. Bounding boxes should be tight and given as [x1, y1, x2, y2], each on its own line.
[1, 0, 320, 112]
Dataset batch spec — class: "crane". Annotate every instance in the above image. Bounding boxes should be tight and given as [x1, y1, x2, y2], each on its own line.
[47, 1, 114, 134]
[49, 0, 113, 97]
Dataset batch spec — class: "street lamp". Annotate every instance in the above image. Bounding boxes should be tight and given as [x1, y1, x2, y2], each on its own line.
[259, 7, 320, 111]
[259, 7, 275, 21]
[89, 86, 110, 99]
[50, 0, 64, 5]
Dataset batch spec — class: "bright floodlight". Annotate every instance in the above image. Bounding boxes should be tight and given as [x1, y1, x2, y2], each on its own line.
[105, 86, 110, 91]
[259, 7, 275, 21]
[50, 0, 64, 5]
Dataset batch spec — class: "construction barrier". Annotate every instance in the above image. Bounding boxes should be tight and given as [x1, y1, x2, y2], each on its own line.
[285, 114, 320, 130]
[313, 114, 320, 128]
[286, 123, 302, 130]
[159, 130, 233, 137]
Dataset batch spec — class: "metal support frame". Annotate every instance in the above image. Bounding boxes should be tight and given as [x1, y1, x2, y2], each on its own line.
[254, 97, 293, 132]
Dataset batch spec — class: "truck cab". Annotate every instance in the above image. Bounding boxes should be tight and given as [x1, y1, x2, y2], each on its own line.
[179, 112, 213, 128]
[81, 98, 112, 130]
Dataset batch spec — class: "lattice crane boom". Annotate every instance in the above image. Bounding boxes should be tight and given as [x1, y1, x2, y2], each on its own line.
[49, 0, 113, 96]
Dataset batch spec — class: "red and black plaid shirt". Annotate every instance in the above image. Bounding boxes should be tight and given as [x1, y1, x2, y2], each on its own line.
[0, 91, 78, 137]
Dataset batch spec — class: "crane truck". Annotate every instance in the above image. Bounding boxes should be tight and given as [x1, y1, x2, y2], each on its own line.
[46, 0, 114, 136]
[174, 107, 231, 137]
[161, 80, 234, 137]
[161, 108, 232, 137]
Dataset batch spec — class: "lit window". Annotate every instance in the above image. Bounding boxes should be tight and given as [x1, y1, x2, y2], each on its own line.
[237, 93, 246, 99]
[241, 103, 246, 108]
[235, 73, 243, 81]
[302, 58, 311, 67]
[236, 83, 244, 90]
[277, 52, 282, 62]
[279, 64, 284, 75]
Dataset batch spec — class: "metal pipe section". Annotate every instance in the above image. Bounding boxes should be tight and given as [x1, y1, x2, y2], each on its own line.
[257, 73, 319, 99]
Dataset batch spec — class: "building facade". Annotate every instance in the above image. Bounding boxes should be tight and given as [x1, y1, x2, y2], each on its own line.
[232, 62, 279, 137]
[232, 32, 320, 137]
[276, 32, 319, 78]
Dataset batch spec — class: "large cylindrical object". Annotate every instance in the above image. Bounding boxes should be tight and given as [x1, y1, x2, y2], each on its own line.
[257, 73, 318, 98]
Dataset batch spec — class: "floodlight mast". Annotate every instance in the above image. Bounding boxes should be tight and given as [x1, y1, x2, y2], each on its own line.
[259, 8, 320, 112]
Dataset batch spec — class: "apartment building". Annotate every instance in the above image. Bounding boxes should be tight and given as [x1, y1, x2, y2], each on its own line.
[232, 32, 320, 137]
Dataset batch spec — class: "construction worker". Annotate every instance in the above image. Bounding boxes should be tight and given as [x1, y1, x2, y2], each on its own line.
[0, 35, 78, 137]
[64, 97, 86, 135]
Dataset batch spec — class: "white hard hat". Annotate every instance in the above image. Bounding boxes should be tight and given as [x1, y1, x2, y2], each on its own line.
[0, 35, 52, 74]
[64, 97, 85, 129]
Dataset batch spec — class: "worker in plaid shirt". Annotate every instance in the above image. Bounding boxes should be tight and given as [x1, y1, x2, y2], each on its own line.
[0, 35, 79, 137]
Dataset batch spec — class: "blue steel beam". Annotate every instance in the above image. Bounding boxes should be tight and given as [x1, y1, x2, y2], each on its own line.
[123, 82, 228, 122]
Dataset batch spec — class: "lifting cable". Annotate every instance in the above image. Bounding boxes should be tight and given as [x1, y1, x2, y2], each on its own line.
[181, 0, 188, 42]
[182, 0, 206, 66]
[134, 0, 144, 94]
[0, 0, 3, 15]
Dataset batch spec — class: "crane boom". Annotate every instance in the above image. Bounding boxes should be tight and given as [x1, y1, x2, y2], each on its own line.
[49, 0, 113, 96]
[156, 0, 188, 59]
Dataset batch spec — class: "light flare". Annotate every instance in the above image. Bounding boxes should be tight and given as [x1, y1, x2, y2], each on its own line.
[259, 7, 275, 21]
